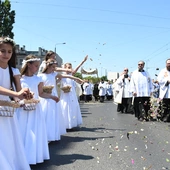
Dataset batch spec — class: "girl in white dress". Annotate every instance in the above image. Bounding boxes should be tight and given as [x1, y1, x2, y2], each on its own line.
[38, 59, 84, 140]
[38, 50, 73, 74]
[0, 37, 31, 170]
[60, 63, 83, 129]
[17, 55, 59, 165]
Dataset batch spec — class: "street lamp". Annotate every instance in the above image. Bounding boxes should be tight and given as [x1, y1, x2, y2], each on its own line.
[54, 42, 66, 53]
[101, 67, 107, 77]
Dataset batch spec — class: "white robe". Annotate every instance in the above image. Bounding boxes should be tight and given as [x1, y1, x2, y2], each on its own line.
[17, 75, 49, 164]
[0, 67, 30, 170]
[98, 82, 106, 96]
[130, 70, 153, 97]
[60, 77, 82, 129]
[116, 75, 132, 98]
[106, 83, 113, 96]
[83, 82, 91, 95]
[38, 72, 66, 141]
[157, 68, 170, 99]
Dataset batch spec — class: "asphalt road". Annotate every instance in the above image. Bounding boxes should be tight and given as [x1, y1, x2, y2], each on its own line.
[31, 100, 170, 170]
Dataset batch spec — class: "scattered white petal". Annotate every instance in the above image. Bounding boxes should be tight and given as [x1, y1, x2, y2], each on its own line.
[109, 153, 112, 158]
[92, 146, 95, 150]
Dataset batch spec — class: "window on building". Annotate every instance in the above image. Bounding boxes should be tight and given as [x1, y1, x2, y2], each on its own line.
[19, 59, 23, 65]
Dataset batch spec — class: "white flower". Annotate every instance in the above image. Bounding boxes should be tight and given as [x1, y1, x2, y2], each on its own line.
[3, 37, 16, 46]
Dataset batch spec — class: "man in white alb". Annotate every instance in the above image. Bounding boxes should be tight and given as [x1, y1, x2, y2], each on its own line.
[116, 68, 132, 113]
[157, 59, 170, 122]
[130, 61, 153, 121]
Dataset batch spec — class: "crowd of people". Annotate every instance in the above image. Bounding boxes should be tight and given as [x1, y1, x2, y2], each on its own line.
[114, 60, 170, 123]
[81, 79, 114, 103]
[1, 36, 170, 169]
[81, 59, 170, 124]
[0, 37, 87, 169]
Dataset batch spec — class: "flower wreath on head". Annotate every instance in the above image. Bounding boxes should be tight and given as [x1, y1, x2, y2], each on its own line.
[0, 37, 16, 46]
[46, 61, 58, 66]
[21, 58, 41, 68]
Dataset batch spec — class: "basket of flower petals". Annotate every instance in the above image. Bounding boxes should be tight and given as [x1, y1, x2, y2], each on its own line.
[42, 85, 54, 94]
[20, 99, 40, 111]
[0, 100, 20, 117]
[61, 85, 71, 93]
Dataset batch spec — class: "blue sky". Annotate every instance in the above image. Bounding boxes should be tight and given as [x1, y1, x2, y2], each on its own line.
[11, 0, 170, 78]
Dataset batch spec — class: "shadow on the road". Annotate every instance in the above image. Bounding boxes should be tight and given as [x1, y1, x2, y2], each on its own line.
[59, 134, 115, 143]
[51, 153, 93, 166]
[80, 107, 89, 108]
[81, 110, 89, 112]
[81, 112, 92, 114]
[79, 126, 126, 133]
[30, 131, 114, 169]
[80, 106, 91, 114]
[30, 138, 94, 170]
[31, 153, 93, 169]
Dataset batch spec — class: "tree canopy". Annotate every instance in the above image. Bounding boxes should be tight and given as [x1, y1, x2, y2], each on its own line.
[0, 0, 15, 38]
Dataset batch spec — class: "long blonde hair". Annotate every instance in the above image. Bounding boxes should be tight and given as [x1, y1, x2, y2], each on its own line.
[20, 55, 40, 75]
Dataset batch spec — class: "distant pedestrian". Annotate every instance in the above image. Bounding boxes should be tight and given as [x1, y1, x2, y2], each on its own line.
[83, 79, 92, 102]
[106, 80, 113, 100]
[93, 82, 99, 101]
[98, 79, 106, 102]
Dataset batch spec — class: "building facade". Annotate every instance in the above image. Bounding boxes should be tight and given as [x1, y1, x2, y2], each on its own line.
[15, 45, 63, 69]
[107, 71, 119, 81]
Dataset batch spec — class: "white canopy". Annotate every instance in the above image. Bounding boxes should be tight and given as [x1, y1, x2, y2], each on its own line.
[81, 67, 98, 76]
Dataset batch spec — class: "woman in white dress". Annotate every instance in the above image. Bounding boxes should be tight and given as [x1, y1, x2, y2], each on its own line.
[38, 59, 84, 140]
[60, 63, 83, 129]
[17, 55, 59, 165]
[0, 37, 31, 170]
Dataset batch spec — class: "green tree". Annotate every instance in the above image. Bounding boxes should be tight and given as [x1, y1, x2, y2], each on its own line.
[101, 76, 107, 81]
[0, 0, 15, 38]
[83, 76, 100, 84]
[74, 72, 83, 79]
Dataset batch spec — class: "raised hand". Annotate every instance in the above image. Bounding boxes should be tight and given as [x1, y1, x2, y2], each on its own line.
[84, 55, 88, 61]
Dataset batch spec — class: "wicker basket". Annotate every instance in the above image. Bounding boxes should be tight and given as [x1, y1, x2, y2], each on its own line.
[43, 86, 54, 94]
[0, 100, 20, 117]
[61, 85, 71, 93]
[22, 99, 40, 111]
